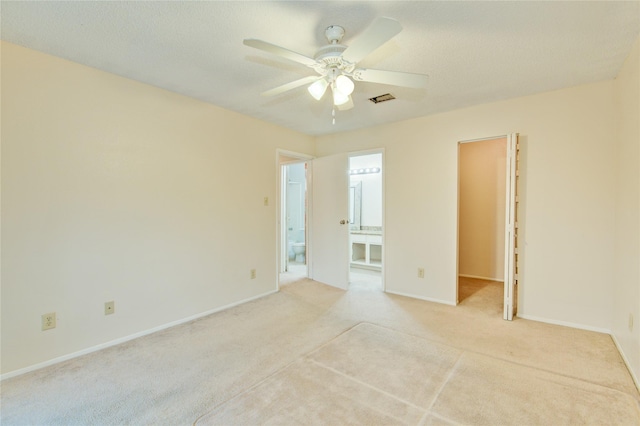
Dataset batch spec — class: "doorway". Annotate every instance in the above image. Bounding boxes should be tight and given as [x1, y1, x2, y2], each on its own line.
[348, 152, 383, 291]
[278, 150, 312, 287]
[457, 137, 507, 315]
[304, 150, 386, 292]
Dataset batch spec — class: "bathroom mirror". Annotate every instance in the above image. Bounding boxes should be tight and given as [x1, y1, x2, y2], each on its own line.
[350, 182, 362, 230]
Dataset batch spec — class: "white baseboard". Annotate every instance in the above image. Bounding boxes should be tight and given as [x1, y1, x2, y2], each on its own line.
[611, 334, 640, 393]
[517, 313, 611, 334]
[385, 290, 456, 306]
[1, 289, 278, 381]
[458, 274, 504, 282]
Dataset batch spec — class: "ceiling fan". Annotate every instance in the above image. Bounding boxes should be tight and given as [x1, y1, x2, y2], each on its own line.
[243, 17, 429, 112]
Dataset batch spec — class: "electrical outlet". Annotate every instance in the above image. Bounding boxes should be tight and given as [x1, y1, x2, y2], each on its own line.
[417, 268, 425, 279]
[630, 314, 634, 332]
[42, 312, 56, 331]
[250, 269, 256, 279]
[105, 301, 115, 315]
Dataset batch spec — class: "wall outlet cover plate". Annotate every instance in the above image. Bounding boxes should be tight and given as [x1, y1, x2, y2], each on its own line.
[42, 312, 56, 330]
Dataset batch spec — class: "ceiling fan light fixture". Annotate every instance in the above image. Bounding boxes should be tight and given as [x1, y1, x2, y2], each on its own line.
[245, 17, 428, 117]
[332, 88, 350, 106]
[308, 78, 328, 100]
[335, 74, 354, 96]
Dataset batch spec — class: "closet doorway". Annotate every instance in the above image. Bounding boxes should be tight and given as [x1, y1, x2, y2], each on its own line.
[457, 135, 519, 319]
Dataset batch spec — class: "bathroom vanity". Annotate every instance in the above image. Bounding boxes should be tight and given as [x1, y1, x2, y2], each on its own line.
[350, 228, 382, 270]
[348, 156, 383, 271]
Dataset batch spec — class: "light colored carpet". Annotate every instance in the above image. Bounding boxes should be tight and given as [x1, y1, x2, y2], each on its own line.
[1, 276, 639, 425]
[197, 323, 640, 425]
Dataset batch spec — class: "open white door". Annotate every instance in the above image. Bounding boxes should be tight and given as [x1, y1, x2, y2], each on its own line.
[503, 133, 520, 320]
[309, 153, 350, 289]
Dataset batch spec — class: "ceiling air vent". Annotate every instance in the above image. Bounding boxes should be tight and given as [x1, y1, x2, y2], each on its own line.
[369, 93, 396, 104]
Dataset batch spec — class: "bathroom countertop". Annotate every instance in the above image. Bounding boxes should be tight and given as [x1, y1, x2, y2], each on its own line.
[350, 230, 382, 235]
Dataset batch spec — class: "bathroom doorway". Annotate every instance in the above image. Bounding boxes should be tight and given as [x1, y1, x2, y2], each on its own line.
[348, 151, 384, 291]
[278, 151, 311, 287]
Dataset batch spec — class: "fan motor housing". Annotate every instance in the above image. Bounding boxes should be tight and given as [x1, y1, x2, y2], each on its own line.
[314, 44, 347, 61]
[314, 44, 354, 72]
[324, 25, 345, 43]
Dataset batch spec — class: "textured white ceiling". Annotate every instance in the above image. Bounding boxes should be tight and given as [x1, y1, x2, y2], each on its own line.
[2, 1, 639, 136]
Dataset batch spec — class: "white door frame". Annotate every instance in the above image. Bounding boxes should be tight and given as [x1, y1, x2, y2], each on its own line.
[503, 133, 519, 320]
[279, 148, 386, 292]
[347, 148, 386, 291]
[456, 134, 519, 319]
[276, 149, 313, 290]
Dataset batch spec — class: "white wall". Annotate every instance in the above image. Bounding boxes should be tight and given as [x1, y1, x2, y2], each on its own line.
[3, 38, 637, 381]
[317, 80, 617, 329]
[0, 42, 314, 375]
[612, 37, 640, 385]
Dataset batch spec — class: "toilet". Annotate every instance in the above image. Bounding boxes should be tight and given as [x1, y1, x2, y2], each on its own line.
[292, 242, 306, 263]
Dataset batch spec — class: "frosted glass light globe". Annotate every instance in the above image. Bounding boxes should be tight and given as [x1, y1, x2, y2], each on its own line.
[335, 75, 354, 96]
[308, 79, 328, 100]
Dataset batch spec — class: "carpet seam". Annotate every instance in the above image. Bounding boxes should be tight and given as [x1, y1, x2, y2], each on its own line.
[358, 321, 640, 401]
[307, 358, 425, 423]
[191, 321, 365, 425]
[418, 353, 464, 426]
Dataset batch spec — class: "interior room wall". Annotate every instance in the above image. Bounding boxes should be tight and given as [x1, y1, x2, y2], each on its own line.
[612, 36, 640, 385]
[458, 139, 507, 281]
[317, 79, 616, 332]
[3, 37, 637, 384]
[0, 42, 314, 376]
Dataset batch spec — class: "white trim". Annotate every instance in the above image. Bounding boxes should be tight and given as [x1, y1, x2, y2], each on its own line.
[306, 160, 314, 280]
[1, 290, 278, 381]
[611, 334, 640, 392]
[346, 147, 385, 156]
[385, 290, 457, 306]
[458, 274, 504, 282]
[518, 313, 611, 334]
[458, 134, 508, 144]
[503, 133, 518, 321]
[455, 134, 513, 315]
[276, 148, 313, 290]
[277, 149, 314, 163]
[278, 162, 288, 277]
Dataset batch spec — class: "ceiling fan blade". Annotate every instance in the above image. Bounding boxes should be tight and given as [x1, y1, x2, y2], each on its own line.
[341, 17, 402, 64]
[352, 68, 429, 89]
[337, 96, 354, 111]
[261, 75, 321, 97]
[243, 39, 317, 67]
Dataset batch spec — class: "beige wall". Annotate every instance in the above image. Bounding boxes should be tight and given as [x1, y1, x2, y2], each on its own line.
[613, 36, 640, 385]
[0, 42, 314, 375]
[458, 138, 506, 281]
[2, 38, 638, 383]
[317, 80, 616, 330]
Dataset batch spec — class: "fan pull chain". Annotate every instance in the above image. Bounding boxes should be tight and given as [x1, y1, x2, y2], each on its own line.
[332, 108, 336, 125]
